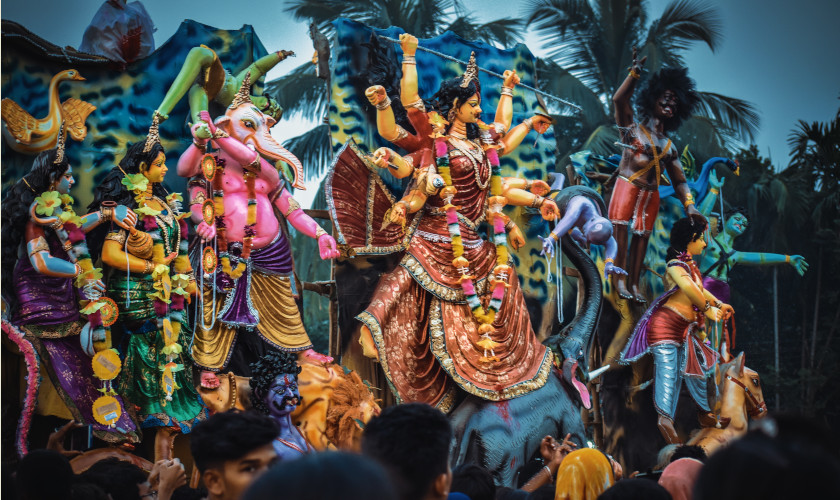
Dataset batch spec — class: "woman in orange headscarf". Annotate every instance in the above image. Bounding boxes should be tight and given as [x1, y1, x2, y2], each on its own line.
[554, 448, 614, 500]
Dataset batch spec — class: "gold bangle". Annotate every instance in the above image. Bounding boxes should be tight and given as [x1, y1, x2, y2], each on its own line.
[629, 69, 640, 79]
[500, 86, 513, 97]
[605, 258, 614, 264]
[100, 206, 113, 221]
[193, 139, 207, 151]
[683, 194, 695, 208]
[402, 55, 416, 65]
[531, 194, 544, 208]
[315, 227, 327, 239]
[549, 232, 560, 241]
[524, 179, 534, 190]
[504, 219, 515, 231]
[28, 236, 49, 256]
[785, 255, 791, 263]
[709, 188, 719, 195]
[522, 117, 534, 131]
[143, 260, 154, 274]
[375, 96, 392, 110]
[284, 197, 301, 217]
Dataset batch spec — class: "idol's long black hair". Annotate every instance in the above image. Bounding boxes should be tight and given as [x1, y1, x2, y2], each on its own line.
[426, 76, 482, 140]
[1, 149, 70, 311]
[667, 214, 708, 261]
[636, 67, 699, 133]
[87, 140, 168, 262]
[249, 351, 301, 415]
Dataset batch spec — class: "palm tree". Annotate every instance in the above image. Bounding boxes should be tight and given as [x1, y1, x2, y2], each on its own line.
[526, 0, 761, 167]
[267, 0, 524, 185]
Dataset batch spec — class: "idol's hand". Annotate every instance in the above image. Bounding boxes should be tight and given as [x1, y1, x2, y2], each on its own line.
[163, 252, 178, 266]
[685, 204, 703, 219]
[508, 224, 525, 250]
[720, 303, 734, 320]
[111, 205, 138, 232]
[790, 255, 809, 276]
[371, 147, 395, 169]
[199, 110, 218, 136]
[540, 199, 560, 221]
[389, 202, 407, 226]
[604, 262, 627, 280]
[196, 221, 217, 242]
[529, 179, 551, 196]
[318, 234, 340, 260]
[630, 46, 647, 74]
[87, 279, 106, 296]
[539, 235, 556, 257]
[705, 306, 723, 322]
[709, 170, 725, 189]
[399, 33, 418, 56]
[531, 114, 553, 135]
[502, 70, 520, 89]
[365, 85, 388, 107]
[191, 121, 211, 141]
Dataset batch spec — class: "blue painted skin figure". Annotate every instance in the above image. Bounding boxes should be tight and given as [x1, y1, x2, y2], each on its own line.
[249, 352, 313, 462]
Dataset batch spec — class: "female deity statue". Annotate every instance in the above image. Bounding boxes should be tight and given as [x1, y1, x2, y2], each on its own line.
[696, 171, 808, 352]
[88, 121, 206, 458]
[1, 133, 139, 441]
[609, 49, 701, 303]
[332, 35, 562, 411]
[619, 215, 731, 444]
[249, 352, 313, 461]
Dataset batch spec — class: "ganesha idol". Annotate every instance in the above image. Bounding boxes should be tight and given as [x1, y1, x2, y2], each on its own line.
[177, 73, 339, 388]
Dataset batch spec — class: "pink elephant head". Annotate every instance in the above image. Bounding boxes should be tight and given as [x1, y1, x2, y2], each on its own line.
[214, 72, 306, 190]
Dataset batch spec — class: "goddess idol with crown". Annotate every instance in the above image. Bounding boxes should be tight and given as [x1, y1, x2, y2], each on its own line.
[329, 38, 561, 411]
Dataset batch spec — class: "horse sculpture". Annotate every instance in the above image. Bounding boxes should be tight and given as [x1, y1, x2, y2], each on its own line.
[688, 352, 767, 454]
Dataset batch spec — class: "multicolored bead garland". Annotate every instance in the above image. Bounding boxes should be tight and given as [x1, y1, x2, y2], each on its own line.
[433, 126, 510, 363]
[207, 155, 258, 281]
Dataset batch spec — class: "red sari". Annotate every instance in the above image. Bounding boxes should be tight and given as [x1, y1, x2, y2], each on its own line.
[331, 129, 551, 411]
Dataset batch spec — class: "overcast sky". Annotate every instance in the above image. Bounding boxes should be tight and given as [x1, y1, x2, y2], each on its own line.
[4, 0, 838, 167]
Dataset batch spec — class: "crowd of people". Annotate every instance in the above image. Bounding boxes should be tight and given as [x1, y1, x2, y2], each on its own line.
[7, 403, 839, 500]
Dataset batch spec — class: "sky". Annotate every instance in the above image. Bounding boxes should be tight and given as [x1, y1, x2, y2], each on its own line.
[3, 0, 838, 182]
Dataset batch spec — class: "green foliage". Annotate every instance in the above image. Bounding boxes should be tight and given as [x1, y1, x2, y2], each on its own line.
[716, 108, 840, 428]
[526, 0, 760, 166]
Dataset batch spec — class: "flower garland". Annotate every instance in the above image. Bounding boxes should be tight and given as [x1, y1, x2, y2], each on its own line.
[208, 156, 257, 281]
[122, 173, 193, 402]
[33, 191, 122, 426]
[433, 124, 510, 363]
[2, 320, 40, 456]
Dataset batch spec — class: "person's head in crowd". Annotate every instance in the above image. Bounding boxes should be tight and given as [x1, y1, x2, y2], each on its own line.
[669, 445, 706, 464]
[80, 457, 149, 500]
[495, 486, 530, 500]
[361, 403, 453, 500]
[190, 410, 280, 500]
[451, 463, 496, 500]
[596, 478, 672, 500]
[171, 485, 209, 500]
[70, 481, 111, 500]
[242, 451, 397, 500]
[658, 458, 702, 500]
[694, 414, 840, 500]
[16, 449, 74, 500]
[554, 448, 614, 500]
